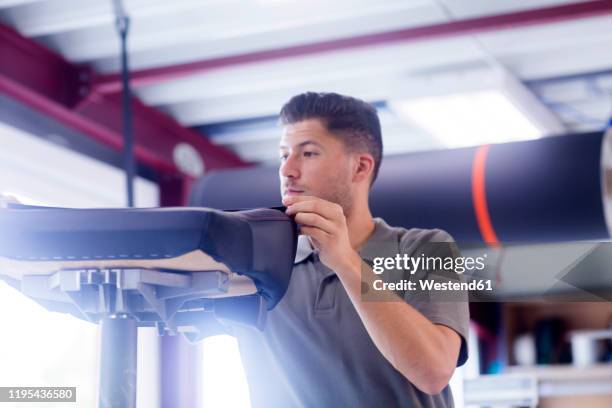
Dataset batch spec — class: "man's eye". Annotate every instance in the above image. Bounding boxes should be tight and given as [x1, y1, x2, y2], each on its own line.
[279, 155, 288, 161]
[303, 151, 318, 157]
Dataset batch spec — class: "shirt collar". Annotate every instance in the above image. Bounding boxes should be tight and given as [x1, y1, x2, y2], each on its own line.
[294, 234, 315, 264]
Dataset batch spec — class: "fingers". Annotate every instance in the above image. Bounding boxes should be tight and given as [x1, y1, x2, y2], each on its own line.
[284, 196, 344, 223]
[299, 225, 329, 247]
[283, 196, 346, 247]
[293, 212, 336, 235]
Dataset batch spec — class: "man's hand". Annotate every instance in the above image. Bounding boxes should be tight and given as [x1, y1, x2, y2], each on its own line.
[283, 195, 360, 274]
[284, 195, 462, 394]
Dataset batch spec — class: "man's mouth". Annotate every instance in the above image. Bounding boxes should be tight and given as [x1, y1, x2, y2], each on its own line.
[284, 188, 305, 196]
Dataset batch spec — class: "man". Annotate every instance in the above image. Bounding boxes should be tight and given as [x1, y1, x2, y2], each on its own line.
[229, 92, 469, 407]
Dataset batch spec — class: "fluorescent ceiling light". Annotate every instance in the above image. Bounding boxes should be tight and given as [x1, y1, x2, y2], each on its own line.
[393, 90, 540, 148]
[390, 68, 565, 148]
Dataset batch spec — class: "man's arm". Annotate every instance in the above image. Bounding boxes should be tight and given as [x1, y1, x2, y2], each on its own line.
[338, 250, 461, 395]
[284, 195, 462, 395]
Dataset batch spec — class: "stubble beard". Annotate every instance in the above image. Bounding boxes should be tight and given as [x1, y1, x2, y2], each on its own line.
[317, 171, 353, 220]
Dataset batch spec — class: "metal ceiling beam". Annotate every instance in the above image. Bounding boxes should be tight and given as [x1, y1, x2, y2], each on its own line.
[0, 73, 172, 171]
[0, 23, 86, 106]
[74, 92, 248, 171]
[0, 22, 248, 174]
[93, 0, 612, 93]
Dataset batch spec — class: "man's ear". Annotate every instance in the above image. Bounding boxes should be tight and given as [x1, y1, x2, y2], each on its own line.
[352, 153, 374, 183]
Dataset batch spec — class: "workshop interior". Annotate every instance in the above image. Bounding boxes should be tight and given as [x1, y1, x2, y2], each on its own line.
[1, 0, 612, 407]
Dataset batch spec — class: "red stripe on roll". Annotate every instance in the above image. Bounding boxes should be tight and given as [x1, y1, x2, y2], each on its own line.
[472, 145, 500, 247]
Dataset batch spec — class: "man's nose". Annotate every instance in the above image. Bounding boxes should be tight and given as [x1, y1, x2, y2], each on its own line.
[280, 154, 300, 179]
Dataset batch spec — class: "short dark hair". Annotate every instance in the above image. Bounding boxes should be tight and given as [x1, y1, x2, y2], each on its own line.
[279, 92, 383, 185]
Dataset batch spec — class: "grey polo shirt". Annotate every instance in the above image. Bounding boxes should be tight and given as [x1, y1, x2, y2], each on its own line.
[230, 217, 469, 408]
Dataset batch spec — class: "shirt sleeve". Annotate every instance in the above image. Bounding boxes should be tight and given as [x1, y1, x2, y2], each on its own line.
[398, 228, 470, 367]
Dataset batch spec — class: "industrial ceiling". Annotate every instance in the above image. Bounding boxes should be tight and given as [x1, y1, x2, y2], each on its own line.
[1, 0, 611, 165]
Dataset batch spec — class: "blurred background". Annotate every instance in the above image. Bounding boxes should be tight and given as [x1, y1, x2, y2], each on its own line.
[1, 0, 612, 407]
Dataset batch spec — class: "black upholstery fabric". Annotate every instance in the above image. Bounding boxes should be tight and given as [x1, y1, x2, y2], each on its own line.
[0, 206, 297, 309]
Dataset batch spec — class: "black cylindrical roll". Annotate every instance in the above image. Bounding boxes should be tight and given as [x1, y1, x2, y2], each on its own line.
[486, 131, 607, 242]
[191, 130, 611, 244]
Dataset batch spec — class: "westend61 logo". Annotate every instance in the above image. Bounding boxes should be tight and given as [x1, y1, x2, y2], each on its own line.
[371, 253, 487, 275]
[361, 241, 494, 301]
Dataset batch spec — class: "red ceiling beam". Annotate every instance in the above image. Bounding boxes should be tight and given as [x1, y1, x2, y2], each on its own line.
[0, 23, 87, 106]
[74, 92, 247, 171]
[0, 23, 248, 174]
[93, 0, 612, 93]
[0, 73, 172, 171]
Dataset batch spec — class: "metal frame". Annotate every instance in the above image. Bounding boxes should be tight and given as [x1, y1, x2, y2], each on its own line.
[0, 23, 248, 175]
[16, 267, 266, 408]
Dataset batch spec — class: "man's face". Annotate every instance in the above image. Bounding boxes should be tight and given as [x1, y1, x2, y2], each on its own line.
[279, 119, 354, 214]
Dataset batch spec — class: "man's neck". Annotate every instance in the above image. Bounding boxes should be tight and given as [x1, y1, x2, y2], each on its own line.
[345, 204, 375, 251]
